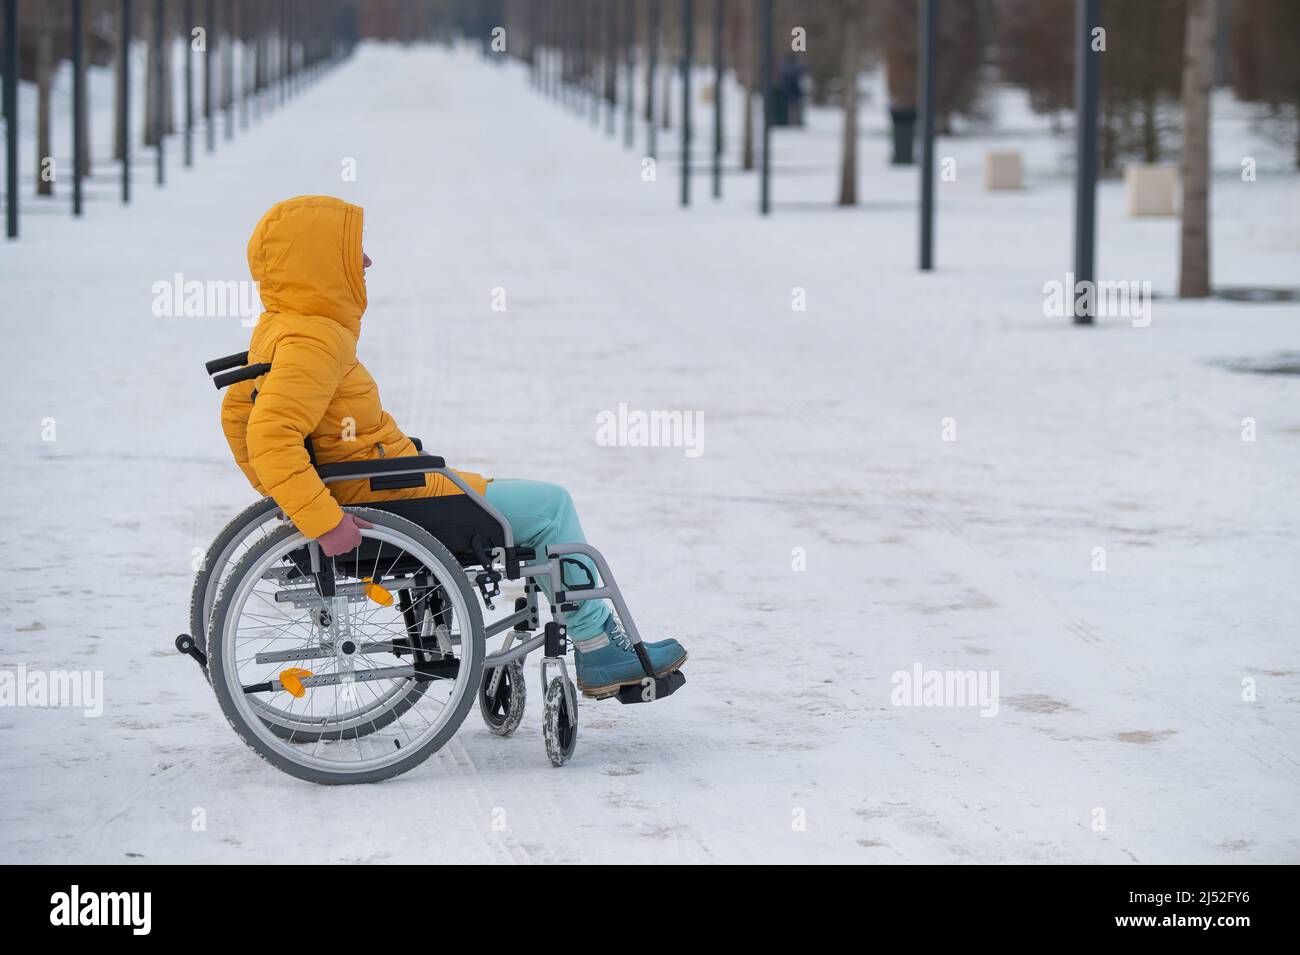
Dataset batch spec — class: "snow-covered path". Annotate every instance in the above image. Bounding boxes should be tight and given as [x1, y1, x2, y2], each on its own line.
[2, 44, 1298, 864]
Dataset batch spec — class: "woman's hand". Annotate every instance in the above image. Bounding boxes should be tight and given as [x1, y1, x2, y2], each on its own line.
[316, 513, 374, 557]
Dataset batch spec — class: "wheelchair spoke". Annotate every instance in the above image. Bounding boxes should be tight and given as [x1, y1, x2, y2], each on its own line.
[212, 518, 481, 779]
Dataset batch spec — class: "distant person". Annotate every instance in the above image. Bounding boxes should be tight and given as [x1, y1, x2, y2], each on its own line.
[779, 54, 808, 127]
[221, 195, 688, 698]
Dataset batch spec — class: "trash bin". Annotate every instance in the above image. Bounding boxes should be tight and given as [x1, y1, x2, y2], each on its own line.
[769, 87, 790, 127]
[890, 107, 917, 165]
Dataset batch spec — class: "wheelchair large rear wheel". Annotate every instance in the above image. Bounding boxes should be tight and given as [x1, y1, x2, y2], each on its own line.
[189, 497, 284, 658]
[191, 499, 437, 740]
[208, 508, 484, 784]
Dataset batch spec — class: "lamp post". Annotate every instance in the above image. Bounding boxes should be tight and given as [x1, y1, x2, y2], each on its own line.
[4, 0, 18, 235]
[1072, 0, 1101, 324]
[759, 0, 772, 215]
[681, 0, 693, 207]
[918, 0, 937, 271]
[73, 0, 85, 214]
[711, 0, 722, 199]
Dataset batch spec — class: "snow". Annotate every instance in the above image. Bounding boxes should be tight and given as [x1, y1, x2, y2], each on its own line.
[1, 42, 1298, 864]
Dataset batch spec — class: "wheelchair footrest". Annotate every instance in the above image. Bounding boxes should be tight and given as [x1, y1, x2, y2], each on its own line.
[615, 670, 685, 705]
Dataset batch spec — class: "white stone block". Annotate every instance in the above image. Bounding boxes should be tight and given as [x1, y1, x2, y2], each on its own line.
[1125, 163, 1178, 217]
[983, 151, 1023, 191]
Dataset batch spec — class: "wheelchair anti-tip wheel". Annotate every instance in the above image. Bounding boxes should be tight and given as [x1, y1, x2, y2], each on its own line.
[207, 507, 484, 785]
[543, 676, 578, 767]
[479, 659, 526, 737]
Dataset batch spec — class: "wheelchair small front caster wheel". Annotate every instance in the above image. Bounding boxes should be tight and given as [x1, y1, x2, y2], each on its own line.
[479, 660, 526, 736]
[542, 676, 578, 767]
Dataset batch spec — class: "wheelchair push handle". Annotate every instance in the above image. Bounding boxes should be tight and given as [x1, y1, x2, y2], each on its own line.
[205, 351, 271, 390]
[204, 351, 249, 375]
[212, 362, 272, 390]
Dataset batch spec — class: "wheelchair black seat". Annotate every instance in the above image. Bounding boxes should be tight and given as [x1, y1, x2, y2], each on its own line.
[279, 493, 508, 584]
[309, 452, 505, 565]
[361, 493, 507, 565]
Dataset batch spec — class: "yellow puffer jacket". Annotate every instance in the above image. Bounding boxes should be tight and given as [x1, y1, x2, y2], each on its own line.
[221, 195, 487, 538]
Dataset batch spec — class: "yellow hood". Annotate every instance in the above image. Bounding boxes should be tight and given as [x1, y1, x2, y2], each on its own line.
[246, 195, 367, 336]
[225, 195, 488, 539]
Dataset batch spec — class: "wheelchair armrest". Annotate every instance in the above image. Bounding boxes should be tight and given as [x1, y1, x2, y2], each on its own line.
[315, 453, 447, 485]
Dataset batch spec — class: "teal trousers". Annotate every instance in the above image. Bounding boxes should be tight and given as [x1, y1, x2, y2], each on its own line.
[484, 479, 610, 639]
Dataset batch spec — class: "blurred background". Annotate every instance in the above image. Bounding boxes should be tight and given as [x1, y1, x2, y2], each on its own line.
[2, 2, 1299, 863]
[3, 0, 1298, 223]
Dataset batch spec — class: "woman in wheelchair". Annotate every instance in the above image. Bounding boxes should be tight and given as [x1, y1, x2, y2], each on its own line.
[222, 195, 687, 703]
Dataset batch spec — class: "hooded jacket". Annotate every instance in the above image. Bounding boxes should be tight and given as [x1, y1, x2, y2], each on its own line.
[221, 195, 487, 538]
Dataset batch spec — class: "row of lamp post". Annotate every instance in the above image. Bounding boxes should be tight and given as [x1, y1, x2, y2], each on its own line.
[521, 0, 1102, 325]
[3, 0, 353, 240]
[915, 0, 1100, 327]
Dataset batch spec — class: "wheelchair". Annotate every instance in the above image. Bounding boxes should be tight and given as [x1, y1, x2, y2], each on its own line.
[175, 352, 685, 785]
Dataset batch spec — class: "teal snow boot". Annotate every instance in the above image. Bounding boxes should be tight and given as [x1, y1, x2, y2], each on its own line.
[572, 614, 687, 699]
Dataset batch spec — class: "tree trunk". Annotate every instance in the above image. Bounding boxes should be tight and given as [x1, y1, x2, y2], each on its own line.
[164, 21, 175, 136]
[604, 4, 617, 107]
[256, 25, 265, 92]
[223, 5, 233, 114]
[1141, 89, 1159, 161]
[144, 5, 157, 146]
[1100, 110, 1117, 175]
[837, 11, 861, 206]
[1178, 0, 1215, 298]
[36, 26, 54, 196]
[643, 25, 654, 121]
[661, 44, 672, 127]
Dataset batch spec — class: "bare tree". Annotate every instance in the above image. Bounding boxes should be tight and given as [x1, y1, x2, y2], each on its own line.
[995, 0, 1186, 173]
[836, 0, 865, 204]
[659, 0, 673, 128]
[76, 1, 92, 177]
[603, 0, 618, 110]
[733, 0, 756, 170]
[1228, 0, 1300, 169]
[1178, 0, 1215, 298]
[33, 3, 58, 195]
[164, 8, 175, 136]
[644, 0, 657, 121]
[144, 2, 159, 145]
[660, 50, 672, 126]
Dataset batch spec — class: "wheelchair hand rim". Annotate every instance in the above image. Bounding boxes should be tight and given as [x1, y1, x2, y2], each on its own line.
[214, 523, 479, 777]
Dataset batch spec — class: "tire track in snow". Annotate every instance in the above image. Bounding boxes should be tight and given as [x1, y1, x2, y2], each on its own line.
[879, 479, 1300, 782]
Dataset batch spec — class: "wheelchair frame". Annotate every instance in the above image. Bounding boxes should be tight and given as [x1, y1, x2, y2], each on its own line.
[315, 458, 685, 709]
[177, 352, 684, 782]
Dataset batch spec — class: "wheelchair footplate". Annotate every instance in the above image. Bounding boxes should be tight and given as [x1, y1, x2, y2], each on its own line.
[609, 640, 687, 704]
[612, 669, 686, 705]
